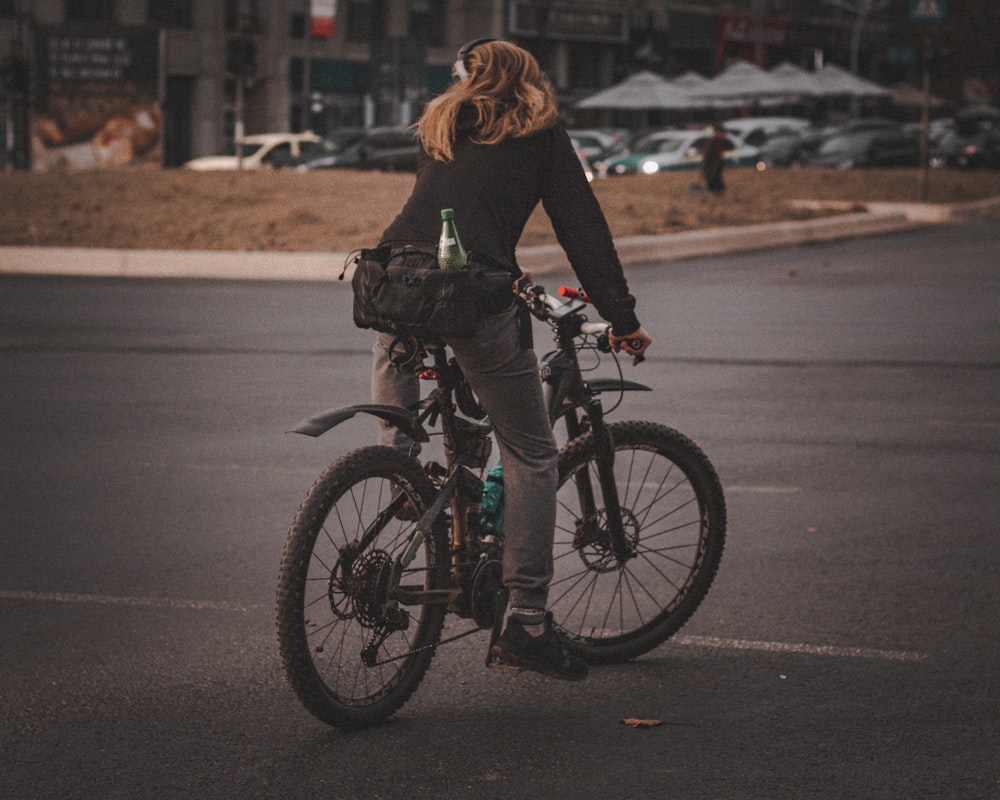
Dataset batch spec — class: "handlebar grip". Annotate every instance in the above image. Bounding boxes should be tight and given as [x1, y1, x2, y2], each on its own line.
[559, 286, 591, 303]
[623, 337, 646, 364]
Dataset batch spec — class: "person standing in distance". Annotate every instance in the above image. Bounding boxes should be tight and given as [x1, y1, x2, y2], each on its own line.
[702, 123, 727, 194]
[373, 39, 652, 680]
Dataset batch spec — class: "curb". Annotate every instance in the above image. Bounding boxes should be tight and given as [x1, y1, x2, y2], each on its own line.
[517, 210, 915, 274]
[1, 197, 993, 281]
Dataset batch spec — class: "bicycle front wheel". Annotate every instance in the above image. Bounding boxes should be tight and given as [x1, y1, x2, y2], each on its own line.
[551, 421, 726, 664]
[276, 446, 449, 729]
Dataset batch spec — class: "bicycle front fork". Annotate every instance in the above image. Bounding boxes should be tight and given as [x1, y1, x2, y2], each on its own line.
[579, 399, 635, 564]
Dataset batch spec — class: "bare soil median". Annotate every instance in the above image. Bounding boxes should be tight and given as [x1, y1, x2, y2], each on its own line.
[2, 167, 998, 253]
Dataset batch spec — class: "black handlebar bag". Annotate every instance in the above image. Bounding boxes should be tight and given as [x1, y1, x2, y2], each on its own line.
[351, 245, 514, 339]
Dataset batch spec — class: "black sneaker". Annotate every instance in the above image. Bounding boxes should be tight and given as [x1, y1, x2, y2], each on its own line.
[489, 612, 588, 681]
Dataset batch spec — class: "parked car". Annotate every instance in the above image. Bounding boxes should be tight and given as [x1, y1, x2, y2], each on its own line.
[294, 127, 420, 171]
[754, 127, 833, 168]
[282, 128, 367, 168]
[805, 129, 921, 168]
[599, 128, 758, 176]
[568, 128, 628, 162]
[929, 129, 1000, 169]
[183, 132, 321, 171]
[723, 116, 811, 147]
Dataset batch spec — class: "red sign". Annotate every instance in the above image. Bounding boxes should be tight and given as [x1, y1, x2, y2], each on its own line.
[311, 0, 337, 38]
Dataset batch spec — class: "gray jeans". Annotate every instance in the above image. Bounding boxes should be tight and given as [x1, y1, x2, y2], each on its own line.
[372, 304, 558, 612]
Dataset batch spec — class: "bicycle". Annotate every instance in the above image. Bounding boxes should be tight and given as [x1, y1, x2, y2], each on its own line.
[275, 282, 727, 729]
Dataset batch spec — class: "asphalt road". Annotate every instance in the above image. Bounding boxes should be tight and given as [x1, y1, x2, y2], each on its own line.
[2, 221, 998, 800]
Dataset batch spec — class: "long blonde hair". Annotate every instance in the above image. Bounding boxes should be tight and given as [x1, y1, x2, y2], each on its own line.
[418, 41, 558, 162]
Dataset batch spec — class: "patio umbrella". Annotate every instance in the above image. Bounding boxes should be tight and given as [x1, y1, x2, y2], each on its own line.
[889, 82, 948, 109]
[768, 62, 824, 99]
[669, 71, 710, 90]
[689, 60, 787, 104]
[575, 70, 697, 110]
[813, 63, 890, 98]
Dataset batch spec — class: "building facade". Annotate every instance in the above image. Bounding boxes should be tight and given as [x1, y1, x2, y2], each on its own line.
[1, 1, 995, 170]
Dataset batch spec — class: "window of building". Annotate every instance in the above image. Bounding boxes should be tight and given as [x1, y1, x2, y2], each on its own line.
[65, 0, 113, 22]
[148, 0, 193, 28]
[408, 0, 444, 46]
[225, 0, 266, 33]
[346, 0, 385, 43]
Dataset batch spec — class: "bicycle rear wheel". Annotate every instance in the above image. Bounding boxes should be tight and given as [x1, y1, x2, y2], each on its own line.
[276, 446, 449, 729]
[552, 421, 726, 664]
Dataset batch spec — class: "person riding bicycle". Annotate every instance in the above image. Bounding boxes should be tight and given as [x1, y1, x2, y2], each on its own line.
[372, 39, 652, 680]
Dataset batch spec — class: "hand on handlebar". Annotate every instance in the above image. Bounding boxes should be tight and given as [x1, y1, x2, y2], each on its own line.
[609, 327, 652, 365]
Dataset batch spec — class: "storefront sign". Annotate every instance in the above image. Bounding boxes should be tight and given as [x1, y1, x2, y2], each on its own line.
[33, 25, 161, 170]
[508, 2, 628, 43]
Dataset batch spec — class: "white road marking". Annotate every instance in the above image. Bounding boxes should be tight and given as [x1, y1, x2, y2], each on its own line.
[2, 589, 929, 662]
[0, 589, 260, 613]
[726, 485, 801, 494]
[673, 634, 928, 663]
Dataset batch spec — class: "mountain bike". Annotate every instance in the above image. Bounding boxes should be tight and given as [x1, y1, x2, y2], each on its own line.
[275, 282, 727, 729]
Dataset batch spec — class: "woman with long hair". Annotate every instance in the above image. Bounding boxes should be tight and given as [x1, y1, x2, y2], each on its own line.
[373, 39, 651, 680]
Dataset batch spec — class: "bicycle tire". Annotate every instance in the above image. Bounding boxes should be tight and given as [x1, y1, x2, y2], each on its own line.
[276, 446, 449, 729]
[551, 421, 726, 664]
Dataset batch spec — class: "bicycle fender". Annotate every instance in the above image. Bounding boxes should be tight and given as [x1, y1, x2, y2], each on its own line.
[585, 379, 651, 394]
[289, 403, 430, 442]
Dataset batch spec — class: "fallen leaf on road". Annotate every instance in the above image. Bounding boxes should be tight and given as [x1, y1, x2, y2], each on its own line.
[621, 718, 663, 728]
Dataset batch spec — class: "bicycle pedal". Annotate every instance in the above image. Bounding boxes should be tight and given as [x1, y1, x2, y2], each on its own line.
[486, 646, 523, 673]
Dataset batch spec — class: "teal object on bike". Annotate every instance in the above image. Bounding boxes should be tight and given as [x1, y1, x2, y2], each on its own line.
[480, 460, 505, 538]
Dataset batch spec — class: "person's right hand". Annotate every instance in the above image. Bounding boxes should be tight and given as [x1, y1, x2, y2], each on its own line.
[609, 327, 652, 365]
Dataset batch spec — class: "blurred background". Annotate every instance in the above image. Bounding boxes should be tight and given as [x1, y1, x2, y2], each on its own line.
[0, 0, 996, 174]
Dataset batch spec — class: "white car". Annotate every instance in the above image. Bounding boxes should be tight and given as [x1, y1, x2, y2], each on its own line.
[568, 128, 626, 161]
[722, 116, 811, 147]
[600, 129, 759, 176]
[183, 132, 321, 171]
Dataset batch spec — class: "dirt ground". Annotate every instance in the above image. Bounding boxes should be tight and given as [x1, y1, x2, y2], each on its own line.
[2, 165, 999, 253]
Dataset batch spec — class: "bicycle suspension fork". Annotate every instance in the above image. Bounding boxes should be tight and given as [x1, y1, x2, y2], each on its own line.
[577, 398, 635, 564]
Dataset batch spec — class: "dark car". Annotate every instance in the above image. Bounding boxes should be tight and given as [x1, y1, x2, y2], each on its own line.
[295, 127, 420, 171]
[806, 129, 921, 168]
[930, 129, 1000, 169]
[755, 128, 835, 168]
[280, 128, 367, 168]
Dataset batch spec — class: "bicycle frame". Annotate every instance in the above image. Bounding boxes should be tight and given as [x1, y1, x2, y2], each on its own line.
[288, 285, 654, 626]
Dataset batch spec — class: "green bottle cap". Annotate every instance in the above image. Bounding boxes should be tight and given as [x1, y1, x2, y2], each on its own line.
[441, 208, 454, 220]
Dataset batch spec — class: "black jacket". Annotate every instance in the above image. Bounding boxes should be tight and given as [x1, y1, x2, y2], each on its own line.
[381, 114, 640, 335]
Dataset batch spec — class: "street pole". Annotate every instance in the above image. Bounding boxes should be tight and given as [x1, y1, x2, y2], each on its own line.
[752, 0, 766, 67]
[235, 16, 246, 170]
[302, 28, 311, 133]
[919, 39, 931, 202]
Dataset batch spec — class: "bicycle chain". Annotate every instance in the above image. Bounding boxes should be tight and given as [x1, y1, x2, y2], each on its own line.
[365, 624, 484, 667]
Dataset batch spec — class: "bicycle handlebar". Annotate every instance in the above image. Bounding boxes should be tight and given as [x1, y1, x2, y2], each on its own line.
[519, 282, 645, 362]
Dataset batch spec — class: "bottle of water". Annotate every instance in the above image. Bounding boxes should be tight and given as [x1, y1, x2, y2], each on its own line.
[437, 208, 468, 271]
[480, 460, 505, 539]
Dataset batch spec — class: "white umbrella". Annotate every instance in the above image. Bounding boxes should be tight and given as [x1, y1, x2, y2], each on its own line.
[769, 62, 824, 98]
[690, 60, 787, 103]
[576, 70, 696, 110]
[813, 63, 890, 98]
[669, 71, 710, 89]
